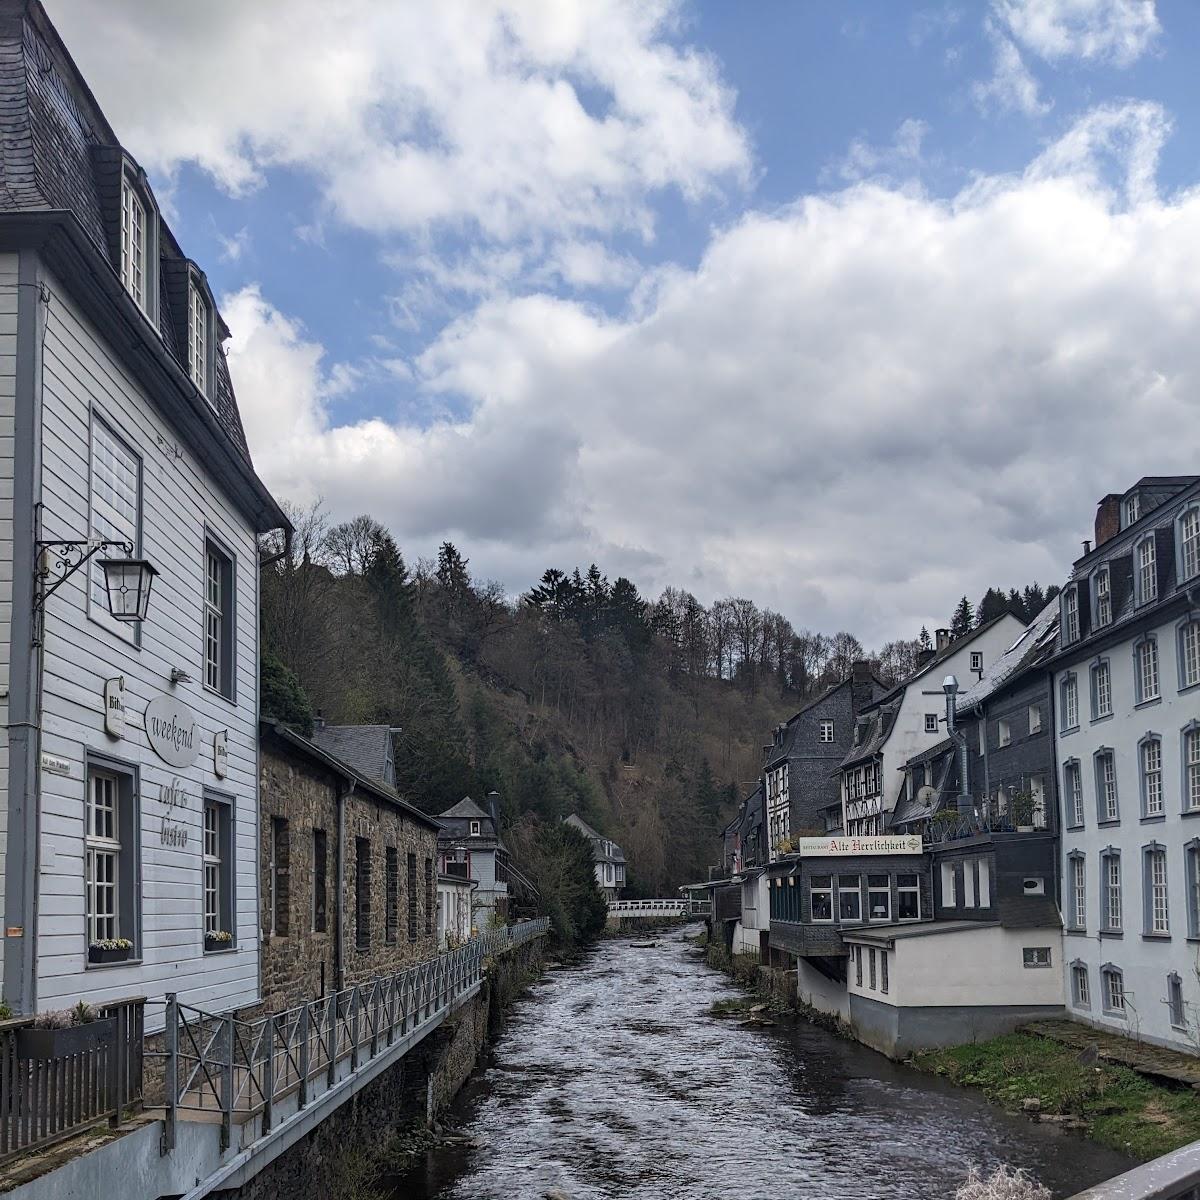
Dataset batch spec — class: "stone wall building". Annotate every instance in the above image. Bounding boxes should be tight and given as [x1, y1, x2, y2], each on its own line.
[258, 722, 441, 1012]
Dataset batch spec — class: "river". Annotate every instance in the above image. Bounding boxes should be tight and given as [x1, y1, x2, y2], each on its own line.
[396, 926, 1132, 1200]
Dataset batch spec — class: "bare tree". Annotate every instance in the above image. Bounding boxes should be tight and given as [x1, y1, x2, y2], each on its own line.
[323, 513, 388, 576]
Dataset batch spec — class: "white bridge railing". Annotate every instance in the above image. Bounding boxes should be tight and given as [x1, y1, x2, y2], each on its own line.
[607, 899, 711, 917]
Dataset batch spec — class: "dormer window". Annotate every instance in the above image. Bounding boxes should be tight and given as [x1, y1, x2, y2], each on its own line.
[469, 820, 480, 837]
[1136, 536, 1158, 606]
[120, 178, 147, 311]
[1094, 566, 1112, 628]
[1180, 505, 1200, 583]
[188, 279, 209, 395]
[1123, 493, 1141, 528]
[1062, 587, 1080, 643]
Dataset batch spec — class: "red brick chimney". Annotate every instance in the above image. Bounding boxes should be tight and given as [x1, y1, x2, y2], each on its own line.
[1094, 494, 1122, 549]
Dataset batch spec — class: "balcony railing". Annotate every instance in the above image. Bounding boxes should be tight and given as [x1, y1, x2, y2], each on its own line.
[0, 996, 144, 1165]
[156, 919, 549, 1156]
[924, 802, 1050, 845]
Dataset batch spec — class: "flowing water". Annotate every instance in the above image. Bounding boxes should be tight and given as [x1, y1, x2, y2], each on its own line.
[396, 926, 1132, 1200]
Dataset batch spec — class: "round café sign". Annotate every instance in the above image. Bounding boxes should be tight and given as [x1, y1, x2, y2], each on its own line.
[144, 694, 199, 768]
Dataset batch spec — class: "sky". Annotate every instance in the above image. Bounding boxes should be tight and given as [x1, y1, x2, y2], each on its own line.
[44, 0, 1200, 646]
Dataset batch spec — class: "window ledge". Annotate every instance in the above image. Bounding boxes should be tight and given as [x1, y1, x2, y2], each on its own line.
[1065, 823, 1085, 833]
[1141, 933, 1172, 942]
[1178, 682, 1200, 697]
[1140, 814, 1166, 824]
[1064, 927, 1088, 937]
[203, 946, 238, 956]
[1101, 1009, 1129, 1020]
[85, 956, 143, 970]
[1099, 929, 1124, 939]
[1097, 819, 1121, 828]
[1182, 808, 1200, 820]
[1090, 713, 1114, 725]
[1060, 725, 1080, 737]
[1134, 697, 1162, 710]
[202, 682, 238, 707]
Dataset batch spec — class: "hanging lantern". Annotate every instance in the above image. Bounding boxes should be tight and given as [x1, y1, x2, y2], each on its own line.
[98, 557, 159, 622]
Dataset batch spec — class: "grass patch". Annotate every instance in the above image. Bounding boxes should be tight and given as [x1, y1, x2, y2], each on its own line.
[709, 997, 758, 1017]
[915, 1033, 1200, 1161]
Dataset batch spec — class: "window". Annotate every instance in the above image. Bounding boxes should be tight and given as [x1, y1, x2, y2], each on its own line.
[1145, 845, 1169, 935]
[940, 862, 957, 908]
[1101, 851, 1122, 932]
[355, 838, 371, 950]
[407, 852, 418, 942]
[204, 539, 235, 698]
[963, 858, 977, 907]
[978, 857, 991, 907]
[1141, 738, 1163, 817]
[868, 948, 877, 990]
[385, 847, 399, 944]
[1137, 536, 1158, 605]
[269, 817, 289, 937]
[90, 418, 141, 631]
[188, 278, 209, 395]
[120, 176, 148, 311]
[86, 769, 121, 946]
[1186, 727, 1200, 812]
[896, 873, 921, 920]
[1096, 750, 1119, 823]
[997, 719, 1012, 748]
[1023, 947, 1052, 968]
[854, 946, 862, 987]
[1065, 761, 1084, 828]
[1028, 705, 1042, 735]
[1060, 675, 1079, 732]
[810, 874, 833, 921]
[425, 858, 434, 936]
[837, 874, 862, 922]
[819, 720, 834, 743]
[1069, 854, 1086, 930]
[970, 651, 983, 672]
[880, 950, 888, 994]
[1063, 587, 1080, 643]
[1124, 493, 1140, 528]
[1094, 567, 1112, 628]
[469, 820, 481, 837]
[925, 713, 939, 734]
[203, 802, 219, 935]
[1091, 660, 1112, 719]
[1102, 966, 1126, 1014]
[1072, 963, 1091, 1009]
[313, 829, 328, 933]
[867, 874, 891, 921]
[1181, 507, 1200, 582]
[1135, 638, 1160, 704]
[1180, 621, 1200, 691]
[202, 796, 234, 947]
[1168, 974, 1186, 1028]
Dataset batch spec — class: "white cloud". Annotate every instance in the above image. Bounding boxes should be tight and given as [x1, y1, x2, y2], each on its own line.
[973, 24, 1051, 117]
[224, 101, 1199, 644]
[45, 0, 750, 253]
[995, 0, 1160, 67]
[217, 227, 251, 264]
[831, 118, 929, 184]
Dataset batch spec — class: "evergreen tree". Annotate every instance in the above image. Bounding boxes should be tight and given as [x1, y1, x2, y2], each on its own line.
[949, 595, 974, 638]
[919, 626, 933, 650]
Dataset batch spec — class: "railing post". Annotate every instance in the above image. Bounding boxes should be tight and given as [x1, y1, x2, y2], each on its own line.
[220, 1012, 234, 1152]
[327, 993, 337, 1088]
[160, 993, 178, 1156]
[261, 1016, 274, 1135]
[298, 1004, 310, 1110]
[350, 988, 360, 1071]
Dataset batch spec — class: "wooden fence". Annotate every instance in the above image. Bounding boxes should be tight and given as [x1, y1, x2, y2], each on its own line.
[0, 996, 145, 1164]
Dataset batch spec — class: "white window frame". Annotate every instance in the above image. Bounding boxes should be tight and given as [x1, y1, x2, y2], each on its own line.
[809, 874, 833, 922]
[1028, 705, 1042, 735]
[819, 720, 834, 743]
[896, 872, 921, 920]
[1102, 966, 1126, 1014]
[1180, 505, 1200, 583]
[1072, 962, 1091, 1009]
[1123, 493, 1140, 528]
[924, 713, 938, 734]
[1136, 535, 1158, 606]
[1063, 586, 1079, 643]
[86, 769, 121, 945]
[970, 651, 983, 672]
[1141, 737, 1163, 818]
[1185, 725, 1200, 813]
[1101, 851, 1122, 932]
[1135, 637, 1160, 705]
[1168, 973, 1186, 1029]
[1069, 853, 1086, 930]
[1091, 659, 1112, 720]
[867, 873, 891, 921]
[1022, 947, 1052, 968]
[1146, 845, 1169, 935]
[837, 874, 862, 923]
[203, 801, 220, 935]
[997, 718, 1011, 748]
[1097, 750, 1119, 823]
[1094, 566, 1112, 628]
[120, 176, 148, 313]
[1060, 674, 1079, 732]
[188, 276, 210, 398]
[1180, 620, 1200, 691]
[469, 820, 481, 837]
[1065, 760, 1084, 828]
[205, 547, 223, 692]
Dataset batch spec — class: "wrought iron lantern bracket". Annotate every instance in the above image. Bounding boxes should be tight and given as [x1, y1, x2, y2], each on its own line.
[33, 538, 134, 614]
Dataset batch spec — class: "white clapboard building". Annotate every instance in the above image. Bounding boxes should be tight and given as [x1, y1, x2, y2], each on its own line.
[0, 0, 287, 1022]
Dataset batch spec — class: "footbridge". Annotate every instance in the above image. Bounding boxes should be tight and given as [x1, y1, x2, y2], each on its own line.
[607, 899, 711, 921]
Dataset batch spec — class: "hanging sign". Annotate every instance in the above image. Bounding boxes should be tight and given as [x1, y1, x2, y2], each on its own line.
[213, 730, 228, 779]
[145, 694, 199, 768]
[104, 676, 126, 738]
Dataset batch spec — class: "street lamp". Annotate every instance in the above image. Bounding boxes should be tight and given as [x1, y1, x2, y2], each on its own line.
[34, 538, 159, 624]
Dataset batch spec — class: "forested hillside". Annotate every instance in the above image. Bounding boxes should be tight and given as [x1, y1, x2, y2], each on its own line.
[259, 503, 1057, 894]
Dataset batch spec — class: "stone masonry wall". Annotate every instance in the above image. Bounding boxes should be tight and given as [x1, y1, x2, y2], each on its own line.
[259, 741, 440, 1012]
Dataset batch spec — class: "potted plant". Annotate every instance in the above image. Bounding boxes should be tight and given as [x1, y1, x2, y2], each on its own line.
[204, 929, 234, 950]
[88, 937, 133, 964]
[16, 1002, 115, 1059]
[1011, 788, 1037, 832]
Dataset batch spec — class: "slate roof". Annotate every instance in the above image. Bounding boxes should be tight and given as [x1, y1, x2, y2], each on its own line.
[564, 814, 625, 864]
[440, 797, 491, 822]
[839, 700, 901, 770]
[956, 599, 1060, 711]
[763, 675, 886, 771]
[310, 724, 395, 788]
[0, 1, 267, 484]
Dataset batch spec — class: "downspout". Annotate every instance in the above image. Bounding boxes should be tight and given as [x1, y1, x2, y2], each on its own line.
[334, 779, 354, 993]
[973, 700, 991, 801]
[942, 675, 971, 815]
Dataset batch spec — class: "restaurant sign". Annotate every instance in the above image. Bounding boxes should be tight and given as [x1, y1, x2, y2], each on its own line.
[145, 694, 199, 768]
[792, 835, 923, 857]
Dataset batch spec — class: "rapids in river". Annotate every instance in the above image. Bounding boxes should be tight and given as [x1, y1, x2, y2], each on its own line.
[396, 926, 1132, 1200]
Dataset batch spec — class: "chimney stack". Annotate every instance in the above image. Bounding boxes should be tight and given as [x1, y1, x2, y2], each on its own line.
[850, 659, 875, 714]
[916, 647, 936, 669]
[935, 628, 951, 652]
[1094, 494, 1122, 549]
[314, 710, 326, 731]
[485, 790, 501, 832]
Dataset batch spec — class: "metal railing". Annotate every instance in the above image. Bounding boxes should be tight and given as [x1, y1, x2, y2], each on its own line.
[157, 919, 548, 1155]
[924, 802, 1050, 845]
[0, 996, 145, 1164]
[1068, 1139, 1200, 1199]
[608, 899, 710, 915]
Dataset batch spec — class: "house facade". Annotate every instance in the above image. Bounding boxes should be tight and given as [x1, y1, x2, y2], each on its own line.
[0, 0, 288, 1021]
[564, 813, 627, 901]
[437, 795, 510, 925]
[1054, 477, 1200, 1052]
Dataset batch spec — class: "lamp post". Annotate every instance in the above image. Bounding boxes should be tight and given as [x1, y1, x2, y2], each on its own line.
[33, 537, 158, 641]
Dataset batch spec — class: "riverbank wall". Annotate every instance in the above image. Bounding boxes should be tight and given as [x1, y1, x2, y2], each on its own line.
[228, 936, 545, 1200]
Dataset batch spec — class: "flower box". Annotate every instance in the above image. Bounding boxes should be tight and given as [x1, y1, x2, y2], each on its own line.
[88, 944, 132, 964]
[15, 1018, 115, 1060]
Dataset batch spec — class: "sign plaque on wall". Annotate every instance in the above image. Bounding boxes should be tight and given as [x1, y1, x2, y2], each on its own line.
[144, 694, 199, 769]
[213, 730, 228, 779]
[40, 752, 71, 777]
[791, 835, 923, 857]
[104, 676, 126, 738]
[159, 777, 190, 847]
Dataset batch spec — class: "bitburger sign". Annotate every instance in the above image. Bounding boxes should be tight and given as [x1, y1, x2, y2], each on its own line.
[144, 694, 199, 769]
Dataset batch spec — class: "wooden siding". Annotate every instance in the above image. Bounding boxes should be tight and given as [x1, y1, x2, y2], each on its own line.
[0, 253, 18, 969]
[34, 259, 261, 1026]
